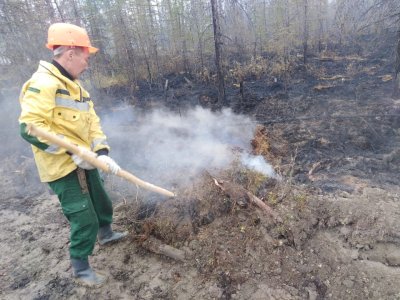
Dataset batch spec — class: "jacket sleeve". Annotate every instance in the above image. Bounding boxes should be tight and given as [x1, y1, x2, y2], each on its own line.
[88, 100, 110, 154]
[19, 78, 69, 155]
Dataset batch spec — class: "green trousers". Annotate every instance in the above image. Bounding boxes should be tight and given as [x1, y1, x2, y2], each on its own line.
[48, 168, 113, 260]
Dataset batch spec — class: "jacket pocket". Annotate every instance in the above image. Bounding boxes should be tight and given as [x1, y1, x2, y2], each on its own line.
[54, 107, 81, 122]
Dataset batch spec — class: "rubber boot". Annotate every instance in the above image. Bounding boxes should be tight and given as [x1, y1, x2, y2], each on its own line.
[98, 224, 128, 245]
[71, 258, 106, 287]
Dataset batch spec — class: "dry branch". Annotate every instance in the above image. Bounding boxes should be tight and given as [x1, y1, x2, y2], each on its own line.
[246, 192, 283, 223]
[320, 75, 347, 81]
[313, 84, 334, 91]
[213, 178, 282, 223]
[308, 161, 322, 181]
[184, 76, 193, 87]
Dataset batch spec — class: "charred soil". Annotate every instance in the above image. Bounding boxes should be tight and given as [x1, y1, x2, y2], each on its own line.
[1, 50, 400, 299]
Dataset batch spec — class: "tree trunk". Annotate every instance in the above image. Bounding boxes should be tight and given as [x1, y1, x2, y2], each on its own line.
[303, 0, 309, 65]
[317, 0, 325, 53]
[119, 10, 138, 85]
[52, 0, 65, 22]
[147, 0, 160, 82]
[210, 0, 226, 106]
[393, 31, 400, 99]
[283, 0, 290, 80]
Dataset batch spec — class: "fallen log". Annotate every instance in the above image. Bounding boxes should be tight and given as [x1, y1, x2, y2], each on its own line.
[141, 236, 186, 262]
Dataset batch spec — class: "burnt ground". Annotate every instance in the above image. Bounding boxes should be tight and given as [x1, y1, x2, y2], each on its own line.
[1, 50, 400, 300]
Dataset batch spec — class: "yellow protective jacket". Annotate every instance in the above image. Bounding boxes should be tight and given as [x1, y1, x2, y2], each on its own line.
[19, 61, 110, 182]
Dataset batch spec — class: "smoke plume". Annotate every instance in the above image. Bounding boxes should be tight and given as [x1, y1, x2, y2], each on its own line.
[2, 88, 277, 197]
[101, 106, 276, 190]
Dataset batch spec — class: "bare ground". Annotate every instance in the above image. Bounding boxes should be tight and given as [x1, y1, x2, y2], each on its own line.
[1, 53, 400, 299]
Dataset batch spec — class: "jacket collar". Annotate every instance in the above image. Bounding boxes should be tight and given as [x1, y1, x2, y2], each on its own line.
[38, 60, 78, 86]
[51, 60, 74, 81]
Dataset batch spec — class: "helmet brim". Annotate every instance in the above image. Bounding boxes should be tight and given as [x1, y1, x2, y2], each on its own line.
[88, 46, 99, 54]
[46, 44, 99, 54]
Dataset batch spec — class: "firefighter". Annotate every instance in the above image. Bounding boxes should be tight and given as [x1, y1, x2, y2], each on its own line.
[18, 23, 127, 286]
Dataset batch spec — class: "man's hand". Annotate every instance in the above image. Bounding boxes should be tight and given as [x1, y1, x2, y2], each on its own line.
[98, 155, 121, 174]
[71, 148, 97, 170]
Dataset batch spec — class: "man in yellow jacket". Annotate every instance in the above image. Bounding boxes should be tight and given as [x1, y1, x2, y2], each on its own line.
[19, 23, 127, 287]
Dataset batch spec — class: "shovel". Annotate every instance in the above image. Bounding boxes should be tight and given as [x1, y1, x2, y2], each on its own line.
[26, 124, 175, 197]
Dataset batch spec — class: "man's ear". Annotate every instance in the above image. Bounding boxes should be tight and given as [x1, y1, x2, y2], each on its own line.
[68, 49, 74, 59]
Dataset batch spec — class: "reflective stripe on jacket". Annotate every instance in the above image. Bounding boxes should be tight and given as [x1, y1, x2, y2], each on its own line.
[19, 60, 110, 182]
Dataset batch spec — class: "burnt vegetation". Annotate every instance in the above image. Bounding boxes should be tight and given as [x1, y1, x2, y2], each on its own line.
[2, 0, 400, 299]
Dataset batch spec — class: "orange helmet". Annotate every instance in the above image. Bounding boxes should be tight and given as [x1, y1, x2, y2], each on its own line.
[46, 23, 98, 54]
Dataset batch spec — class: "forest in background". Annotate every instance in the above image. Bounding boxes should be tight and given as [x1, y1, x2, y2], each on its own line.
[1, 0, 400, 99]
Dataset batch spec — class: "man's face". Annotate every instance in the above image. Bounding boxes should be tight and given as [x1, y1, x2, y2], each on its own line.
[67, 47, 90, 79]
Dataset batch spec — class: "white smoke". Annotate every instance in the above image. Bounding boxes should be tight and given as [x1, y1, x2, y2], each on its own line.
[1, 90, 28, 156]
[101, 105, 277, 190]
[3, 89, 278, 197]
[240, 152, 277, 178]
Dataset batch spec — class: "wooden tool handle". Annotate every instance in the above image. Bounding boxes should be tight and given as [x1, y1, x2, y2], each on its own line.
[26, 124, 175, 197]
